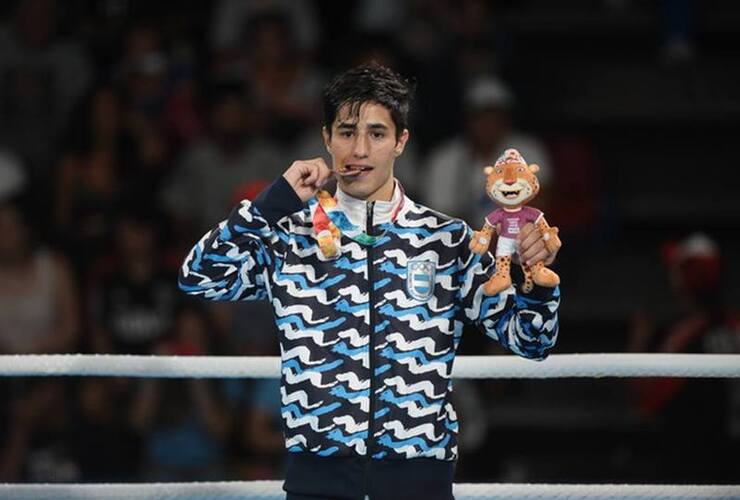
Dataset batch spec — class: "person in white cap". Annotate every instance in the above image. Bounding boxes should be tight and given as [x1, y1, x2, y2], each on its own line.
[424, 75, 551, 226]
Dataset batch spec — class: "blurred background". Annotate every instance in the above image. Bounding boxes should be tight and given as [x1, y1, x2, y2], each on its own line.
[0, 0, 738, 486]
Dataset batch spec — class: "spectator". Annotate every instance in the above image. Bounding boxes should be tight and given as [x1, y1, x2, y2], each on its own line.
[237, 377, 284, 479]
[115, 23, 184, 180]
[87, 206, 178, 355]
[116, 23, 181, 194]
[242, 12, 324, 145]
[0, 381, 80, 482]
[628, 233, 739, 482]
[54, 86, 131, 276]
[162, 80, 283, 236]
[116, 23, 170, 122]
[210, 0, 319, 58]
[0, 0, 92, 181]
[55, 84, 175, 279]
[424, 75, 551, 226]
[353, 0, 457, 65]
[68, 378, 141, 481]
[130, 305, 232, 481]
[0, 190, 79, 355]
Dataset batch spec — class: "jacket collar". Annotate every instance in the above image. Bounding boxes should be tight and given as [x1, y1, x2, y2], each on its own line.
[335, 180, 405, 230]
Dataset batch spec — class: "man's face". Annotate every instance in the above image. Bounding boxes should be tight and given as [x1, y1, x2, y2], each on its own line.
[323, 101, 408, 201]
[468, 108, 508, 150]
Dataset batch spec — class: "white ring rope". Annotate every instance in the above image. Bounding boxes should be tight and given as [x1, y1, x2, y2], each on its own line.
[0, 481, 738, 500]
[0, 353, 739, 379]
[2, 355, 738, 499]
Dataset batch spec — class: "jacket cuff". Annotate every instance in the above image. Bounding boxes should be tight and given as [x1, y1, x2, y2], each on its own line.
[519, 283, 560, 301]
[253, 176, 304, 226]
[511, 265, 560, 301]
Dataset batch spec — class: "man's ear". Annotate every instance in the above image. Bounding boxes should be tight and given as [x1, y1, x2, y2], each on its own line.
[322, 126, 331, 153]
[394, 129, 410, 156]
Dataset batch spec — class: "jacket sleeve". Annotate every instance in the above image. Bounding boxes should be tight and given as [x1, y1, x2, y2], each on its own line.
[178, 176, 303, 301]
[457, 226, 559, 360]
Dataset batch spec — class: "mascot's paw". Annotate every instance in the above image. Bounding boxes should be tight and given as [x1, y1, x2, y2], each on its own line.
[532, 265, 560, 288]
[483, 274, 511, 295]
[469, 231, 491, 255]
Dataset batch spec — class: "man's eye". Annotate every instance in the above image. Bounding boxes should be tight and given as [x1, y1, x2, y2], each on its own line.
[372, 132, 385, 139]
[340, 131, 353, 137]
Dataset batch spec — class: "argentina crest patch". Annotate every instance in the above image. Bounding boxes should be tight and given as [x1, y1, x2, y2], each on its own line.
[406, 259, 436, 302]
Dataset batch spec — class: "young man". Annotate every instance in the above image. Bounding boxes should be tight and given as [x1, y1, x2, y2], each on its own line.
[179, 64, 560, 500]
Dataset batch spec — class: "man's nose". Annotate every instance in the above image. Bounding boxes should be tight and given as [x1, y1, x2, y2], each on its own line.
[353, 135, 369, 158]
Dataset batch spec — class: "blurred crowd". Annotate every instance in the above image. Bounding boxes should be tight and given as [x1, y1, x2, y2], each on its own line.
[0, 0, 737, 485]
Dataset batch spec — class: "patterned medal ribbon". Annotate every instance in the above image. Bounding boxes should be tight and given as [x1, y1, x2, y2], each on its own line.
[309, 187, 405, 256]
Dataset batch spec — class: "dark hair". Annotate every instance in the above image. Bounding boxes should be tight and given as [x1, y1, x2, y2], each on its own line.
[322, 63, 416, 140]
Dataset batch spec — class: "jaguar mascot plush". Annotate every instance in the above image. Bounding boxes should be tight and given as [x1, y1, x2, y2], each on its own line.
[469, 148, 561, 295]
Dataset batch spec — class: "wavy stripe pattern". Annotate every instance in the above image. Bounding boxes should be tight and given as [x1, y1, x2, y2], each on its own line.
[179, 196, 559, 461]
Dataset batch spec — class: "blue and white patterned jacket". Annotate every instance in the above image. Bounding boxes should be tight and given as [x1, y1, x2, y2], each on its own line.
[178, 177, 559, 462]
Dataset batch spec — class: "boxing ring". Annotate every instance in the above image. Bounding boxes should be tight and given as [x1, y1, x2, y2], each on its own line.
[1, 353, 739, 500]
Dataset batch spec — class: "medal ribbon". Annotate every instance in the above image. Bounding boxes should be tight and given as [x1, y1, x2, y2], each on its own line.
[310, 186, 405, 247]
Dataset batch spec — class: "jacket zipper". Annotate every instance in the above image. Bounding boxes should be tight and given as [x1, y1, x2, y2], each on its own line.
[365, 201, 377, 493]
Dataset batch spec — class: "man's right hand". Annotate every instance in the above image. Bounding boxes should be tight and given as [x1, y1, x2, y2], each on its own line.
[282, 158, 333, 203]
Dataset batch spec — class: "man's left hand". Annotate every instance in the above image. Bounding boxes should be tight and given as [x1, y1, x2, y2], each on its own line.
[517, 222, 560, 266]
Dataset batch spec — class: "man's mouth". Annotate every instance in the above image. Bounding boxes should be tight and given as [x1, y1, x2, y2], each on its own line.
[337, 164, 374, 177]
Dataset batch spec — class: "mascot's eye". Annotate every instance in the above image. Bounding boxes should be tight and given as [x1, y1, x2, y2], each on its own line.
[517, 167, 524, 172]
[495, 168, 502, 174]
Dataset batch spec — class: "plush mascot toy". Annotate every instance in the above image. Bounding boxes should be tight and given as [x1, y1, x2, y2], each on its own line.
[469, 148, 561, 295]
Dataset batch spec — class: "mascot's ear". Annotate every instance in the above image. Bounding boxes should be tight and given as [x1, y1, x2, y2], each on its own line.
[529, 164, 540, 174]
[484, 166, 494, 175]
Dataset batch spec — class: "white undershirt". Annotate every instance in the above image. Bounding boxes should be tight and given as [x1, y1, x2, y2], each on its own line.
[335, 181, 403, 232]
